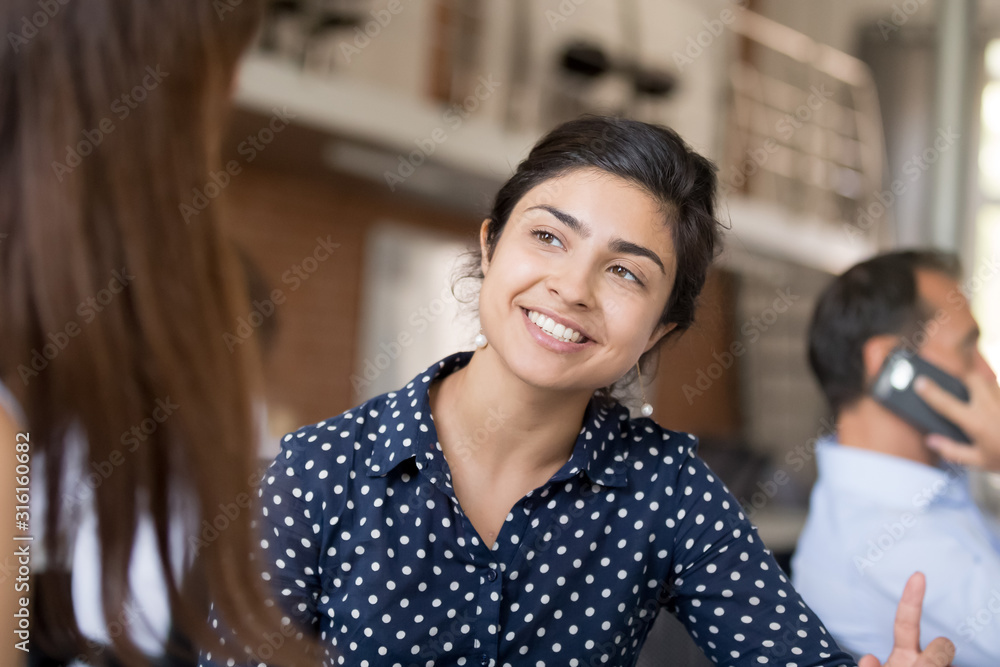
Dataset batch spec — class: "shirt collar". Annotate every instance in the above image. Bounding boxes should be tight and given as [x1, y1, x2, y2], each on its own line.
[816, 435, 971, 509]
[365, 351, 629, 488]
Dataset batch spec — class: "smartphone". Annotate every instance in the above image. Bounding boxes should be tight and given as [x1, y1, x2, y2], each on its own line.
[871, 347, 971, 444]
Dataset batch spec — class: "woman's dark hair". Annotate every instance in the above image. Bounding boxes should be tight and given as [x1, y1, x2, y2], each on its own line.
[807, 249, 961, 414]
[458, 115, 723, 390]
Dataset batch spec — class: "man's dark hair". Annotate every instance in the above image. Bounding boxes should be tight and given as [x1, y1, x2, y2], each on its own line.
[808, 249, 962, 414]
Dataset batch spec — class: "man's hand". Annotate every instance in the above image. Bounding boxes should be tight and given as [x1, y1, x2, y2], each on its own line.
[914, 373, 1000, 472]
[857, 573, 954, 667]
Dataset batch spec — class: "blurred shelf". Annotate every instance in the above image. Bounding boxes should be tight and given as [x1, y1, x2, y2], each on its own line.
[720, 196, 877, 274]
[234, 53, 877, 274]
[234, 52, 538, 183]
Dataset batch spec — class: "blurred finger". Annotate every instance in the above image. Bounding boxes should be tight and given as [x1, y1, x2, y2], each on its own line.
[857, 655, 882, 667]
[914, 376, 969, 422]
[913, 636, 955, 667]
[893, 572, 926, 653]
[926, 433, 979, 467]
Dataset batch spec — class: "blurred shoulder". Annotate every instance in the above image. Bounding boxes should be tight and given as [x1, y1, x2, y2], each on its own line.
[271, 390, 396, 469]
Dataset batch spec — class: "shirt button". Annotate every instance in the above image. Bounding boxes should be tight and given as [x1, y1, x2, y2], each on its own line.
[486, 569, 498, 582]
[480, 655, 490, 666]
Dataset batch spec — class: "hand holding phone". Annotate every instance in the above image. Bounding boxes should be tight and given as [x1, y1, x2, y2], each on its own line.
[871, 347, 971, 444]
[915, 371, 1000, 472]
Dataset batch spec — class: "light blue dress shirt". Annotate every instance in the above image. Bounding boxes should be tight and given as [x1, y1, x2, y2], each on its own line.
[792, 437, 1000, 666]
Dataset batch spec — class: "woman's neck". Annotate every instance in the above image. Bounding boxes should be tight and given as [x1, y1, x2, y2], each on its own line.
[429, 347, 595, 477]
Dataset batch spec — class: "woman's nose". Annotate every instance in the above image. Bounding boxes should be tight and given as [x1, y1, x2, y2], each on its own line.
[547, 262, 596, 309]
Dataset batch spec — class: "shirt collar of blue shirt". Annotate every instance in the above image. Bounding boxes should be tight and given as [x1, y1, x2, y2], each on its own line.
[364, 351, 630, 488]
[816, 435, 971, 510]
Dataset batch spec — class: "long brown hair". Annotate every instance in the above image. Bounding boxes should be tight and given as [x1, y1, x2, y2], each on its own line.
[0, 1, 316, 665]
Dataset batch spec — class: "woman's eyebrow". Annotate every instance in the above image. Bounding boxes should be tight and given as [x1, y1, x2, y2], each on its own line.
[609, 238, 665, 274]
[527, 204, 666, 274]
[527, 205, 592, 238]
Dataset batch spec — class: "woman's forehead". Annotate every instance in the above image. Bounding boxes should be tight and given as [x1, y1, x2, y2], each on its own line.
[515, 169, 675, 253]
[519, 167, 656, 206]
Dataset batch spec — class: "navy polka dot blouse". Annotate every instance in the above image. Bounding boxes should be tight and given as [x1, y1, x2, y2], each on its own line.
[199, 351, 855, 667]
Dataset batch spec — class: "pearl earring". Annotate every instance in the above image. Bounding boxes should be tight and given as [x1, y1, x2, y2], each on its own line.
[637, 364, 653, 417]
[474, 330, 488, 348]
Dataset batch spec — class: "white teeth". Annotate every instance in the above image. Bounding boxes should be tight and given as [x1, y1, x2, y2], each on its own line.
[526, 310, 584, 343]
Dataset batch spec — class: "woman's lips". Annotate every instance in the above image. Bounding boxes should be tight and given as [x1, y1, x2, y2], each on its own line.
[521, 307, 593, 351]
[526, 309, 584, 342]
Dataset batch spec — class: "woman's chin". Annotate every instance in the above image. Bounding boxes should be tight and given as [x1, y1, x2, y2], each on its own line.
[495, 352, 610, 396]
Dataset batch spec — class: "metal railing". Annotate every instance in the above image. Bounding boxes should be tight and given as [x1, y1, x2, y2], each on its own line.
[723, 10, 886, 231]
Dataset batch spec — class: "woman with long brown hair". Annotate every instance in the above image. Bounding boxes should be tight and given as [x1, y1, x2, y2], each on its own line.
[0, 1, 317, 665]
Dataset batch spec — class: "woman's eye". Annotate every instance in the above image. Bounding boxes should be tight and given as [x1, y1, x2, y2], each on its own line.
[531, 229, 563, 248]
[611, 265, 642, 285]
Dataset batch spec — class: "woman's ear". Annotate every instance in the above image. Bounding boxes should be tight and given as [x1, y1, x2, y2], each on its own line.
[862, 334, 900, 382]
[644, 322, 677, 353]
[479, 219, 491, 276]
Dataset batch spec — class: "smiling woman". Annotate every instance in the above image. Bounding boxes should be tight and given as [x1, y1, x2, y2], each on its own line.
[199, 116, 950, 667]
[472, 167, 681, 400]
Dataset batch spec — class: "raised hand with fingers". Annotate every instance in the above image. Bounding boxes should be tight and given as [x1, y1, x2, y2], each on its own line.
[857, 573, 954, 667]
[914, 373, 1000, 472]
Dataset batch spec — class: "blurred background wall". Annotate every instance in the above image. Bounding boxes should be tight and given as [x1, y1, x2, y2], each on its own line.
[213, 1, 1000, 661]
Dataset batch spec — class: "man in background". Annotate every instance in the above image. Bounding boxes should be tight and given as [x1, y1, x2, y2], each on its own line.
[793, 250, 1000, 666]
